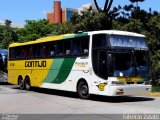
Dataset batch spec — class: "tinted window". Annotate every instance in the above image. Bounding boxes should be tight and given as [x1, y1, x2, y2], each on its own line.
[72, 39, 81, 55]
[49, 42, 56, 57]
[64, 40, 71, 55]
[43, 43, 50, 57]
[93, 34, 107, 48]
[15, 47, 21, 59]
[9, 48, 15, 59]
[80, 37, 89, 55]
[21, 46, 29, 59]
[56, 41, 64, 56]
[9, 36, 90, 59]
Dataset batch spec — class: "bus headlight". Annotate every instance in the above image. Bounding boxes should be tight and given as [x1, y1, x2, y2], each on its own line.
[111, 81, 126, 85]
[146, 88, 151, 91]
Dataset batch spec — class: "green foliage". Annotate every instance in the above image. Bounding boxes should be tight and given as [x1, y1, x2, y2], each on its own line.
[0, 20, 19, 49]
[17, 19, 54, 42]
[0, 19, 75, 47]
[70, 8, 112, 32]
[17, 19, 75, 43]
[54, 22, 75, 35]
[0, 26, 4, 42]
[152, 86, 160, 92]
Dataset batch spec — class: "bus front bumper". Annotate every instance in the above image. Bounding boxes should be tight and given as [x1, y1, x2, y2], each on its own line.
[105, 84, 152, 96]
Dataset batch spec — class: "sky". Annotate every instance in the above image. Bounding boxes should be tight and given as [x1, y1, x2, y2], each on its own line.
[0, 0, 159, 25]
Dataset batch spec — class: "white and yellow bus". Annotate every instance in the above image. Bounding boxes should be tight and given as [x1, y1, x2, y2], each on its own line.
[8, 30, 152, 99]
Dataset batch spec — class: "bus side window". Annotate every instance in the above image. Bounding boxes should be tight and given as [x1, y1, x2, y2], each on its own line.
[49, 42, 56, 57]
[43, 44, 50, 57]
[92, 34, 107, 48]
[32, 44, 42, 58]
[81, 37, 89, 55]
[37, 44, 43, 57]
[56, 41, 64, 56]
[9, 48, 15, 59]
[64, 40, 71, 56]
[66, 50, 70, 55]
[28, 46, 33, 58]
[22, 46, 28, 59]
[72, 39, 80, 55]
[50, 51, 55, 56]
[32, 45, 37, 57]
[84, 49, 88, 54]
[15, 47, 21, 59]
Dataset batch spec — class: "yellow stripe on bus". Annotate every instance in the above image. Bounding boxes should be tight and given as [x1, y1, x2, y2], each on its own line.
[117, 77, 141, 82]
[8, 59, 54, 87]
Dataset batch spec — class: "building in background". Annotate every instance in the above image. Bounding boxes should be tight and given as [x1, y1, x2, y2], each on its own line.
[77, 3, 97, 14]
[46, 0, 97, 24]
[47, 0, 78, 24]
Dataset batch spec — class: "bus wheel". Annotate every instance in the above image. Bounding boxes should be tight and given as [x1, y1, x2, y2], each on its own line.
[25, 76, 31, 90]
[77, 81, 90, 99]
[18, 77, 25, 90]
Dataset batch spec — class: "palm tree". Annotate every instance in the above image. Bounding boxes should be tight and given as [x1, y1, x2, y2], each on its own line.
[129, 0, 145, 8]
[94, 0, 114, 14]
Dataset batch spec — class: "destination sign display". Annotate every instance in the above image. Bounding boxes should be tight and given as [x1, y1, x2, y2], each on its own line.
[110, 35, 148, 49]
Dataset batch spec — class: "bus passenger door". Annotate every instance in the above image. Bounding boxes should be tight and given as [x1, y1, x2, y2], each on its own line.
[98, 50, 108, 79]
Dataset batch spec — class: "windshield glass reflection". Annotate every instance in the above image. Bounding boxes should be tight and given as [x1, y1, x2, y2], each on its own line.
[111, 51, 149, 77]
[135, 51, 149, 77]
[113, 52, 134, 77]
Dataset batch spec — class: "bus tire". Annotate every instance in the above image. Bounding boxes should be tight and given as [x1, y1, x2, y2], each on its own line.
[25, 76, 31, 90]
[18, 76, 25, 90]
[77, 81, 90, 99]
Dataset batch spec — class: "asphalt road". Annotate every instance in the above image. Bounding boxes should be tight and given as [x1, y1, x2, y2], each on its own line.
[0, 83, 160, 120]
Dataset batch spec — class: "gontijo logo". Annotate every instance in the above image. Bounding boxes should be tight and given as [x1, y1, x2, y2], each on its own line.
[25, 60, 46, 67]
[75, 62, 88, 68]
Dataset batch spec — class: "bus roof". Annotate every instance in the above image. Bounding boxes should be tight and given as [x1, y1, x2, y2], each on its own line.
[0, 49, 8, 56]
[9, 33, 88, 48]
[9, 30, 145, 48]
[87, 30, 145, 38]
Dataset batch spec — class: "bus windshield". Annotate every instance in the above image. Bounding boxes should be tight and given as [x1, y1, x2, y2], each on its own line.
[135, 51, 149, 76]
[112, 50, 149, 77]
[113, 52, 134, 77]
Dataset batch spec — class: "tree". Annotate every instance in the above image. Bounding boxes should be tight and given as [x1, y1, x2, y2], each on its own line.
[94, 0, 114, 14]
[129, 0, 145, 8]
[1, 20, 19, 49]
[18, 19, 53, 42]
[56, 22, 75, 35]
[16, 19, 75, 43]
[4, 19, 12, 27]
[71, 7, 112, 32]
[0, 26, 4, 40]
